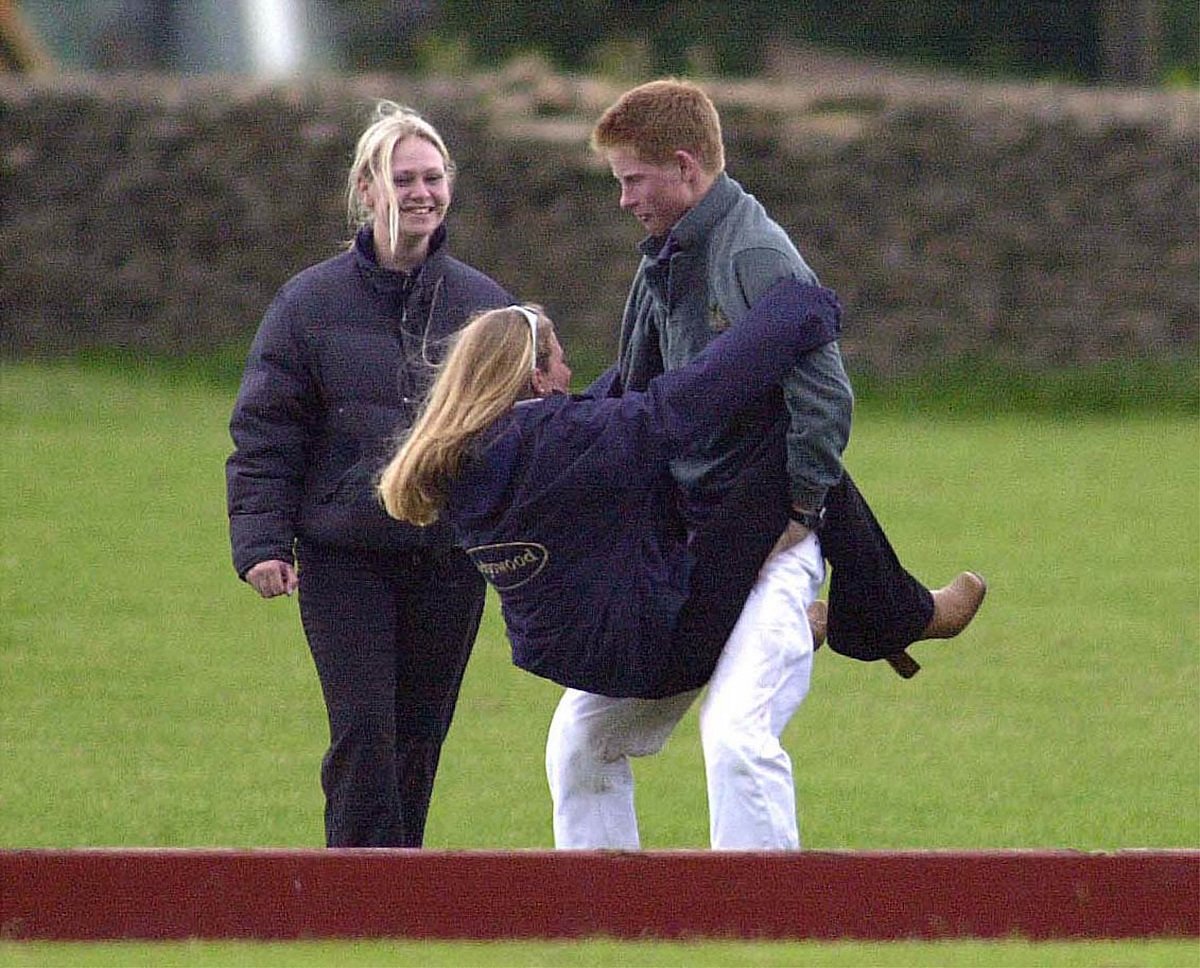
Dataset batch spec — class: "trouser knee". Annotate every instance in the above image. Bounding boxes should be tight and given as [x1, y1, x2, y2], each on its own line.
[700, 723, 761, 780]
[547, 717, 614, 793]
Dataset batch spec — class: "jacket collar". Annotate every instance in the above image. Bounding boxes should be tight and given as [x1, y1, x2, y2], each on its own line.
[353, 223, 448, 290]
[637, 172, 741, 261]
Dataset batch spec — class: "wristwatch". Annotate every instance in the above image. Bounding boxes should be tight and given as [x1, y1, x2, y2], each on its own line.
[788, 505, 825, 531]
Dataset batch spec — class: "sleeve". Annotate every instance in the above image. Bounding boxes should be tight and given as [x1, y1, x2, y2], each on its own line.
[224, 292, 313, 578]
[579, 365, 623, 400]
[646, 279, 843, 457]
[732, 248, 852, 510]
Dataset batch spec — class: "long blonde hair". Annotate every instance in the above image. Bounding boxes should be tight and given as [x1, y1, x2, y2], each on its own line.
[378, 305, 549, 527]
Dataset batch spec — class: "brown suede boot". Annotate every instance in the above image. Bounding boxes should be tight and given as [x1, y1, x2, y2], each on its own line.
[806, 600, 828, 651]
[923, 571, 988, 639]
[887, 572, 987, 680]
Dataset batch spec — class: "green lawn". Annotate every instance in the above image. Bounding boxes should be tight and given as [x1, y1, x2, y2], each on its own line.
[1, 359, 1197, 964]
[2, 938, 1199, 967]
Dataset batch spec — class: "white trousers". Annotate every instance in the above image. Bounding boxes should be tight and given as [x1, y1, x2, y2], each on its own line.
[545, 532, 824, 850]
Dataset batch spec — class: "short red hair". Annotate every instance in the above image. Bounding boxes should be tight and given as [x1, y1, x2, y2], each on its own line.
[590, 79, 725, 174]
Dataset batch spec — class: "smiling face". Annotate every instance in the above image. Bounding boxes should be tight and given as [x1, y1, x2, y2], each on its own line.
[605, 146, 708, 239]
[359, 135, 451, 269]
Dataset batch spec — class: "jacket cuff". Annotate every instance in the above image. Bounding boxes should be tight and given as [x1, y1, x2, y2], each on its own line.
[790, 486, 828, 512]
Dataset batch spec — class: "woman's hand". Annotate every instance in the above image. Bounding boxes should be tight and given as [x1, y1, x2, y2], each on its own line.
[245, 559, 299, 599]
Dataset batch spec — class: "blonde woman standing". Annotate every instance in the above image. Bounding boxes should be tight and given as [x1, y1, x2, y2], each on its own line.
[226, 101, 511, 847]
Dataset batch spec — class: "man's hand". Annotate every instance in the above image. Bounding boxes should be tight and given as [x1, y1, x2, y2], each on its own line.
[766, 519, 811, 562]
[245, 559, 299, 599]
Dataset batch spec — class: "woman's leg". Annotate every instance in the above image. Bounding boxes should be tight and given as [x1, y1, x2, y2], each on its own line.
[298, 547, 484, 848]
[545, 687, 698, 848]
[822, 471, 987, 667]
[298, 550, 407, 847]
[820, 471, 935, 660]
[682, 428, 975, 673]
[392, 548, 486, 847]
[667, 426, 791, 693]
[699, 533, 823, 850]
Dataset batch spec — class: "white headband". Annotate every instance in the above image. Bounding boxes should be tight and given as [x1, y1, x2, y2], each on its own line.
[509, 305, 540, 374]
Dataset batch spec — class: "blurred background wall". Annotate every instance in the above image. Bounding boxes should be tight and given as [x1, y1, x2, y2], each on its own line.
[0, 0, 1196, 376]
[12, 0, 1197, 84]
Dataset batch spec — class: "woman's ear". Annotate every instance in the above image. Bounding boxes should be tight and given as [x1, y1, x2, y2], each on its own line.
[356, 174, 374, 211]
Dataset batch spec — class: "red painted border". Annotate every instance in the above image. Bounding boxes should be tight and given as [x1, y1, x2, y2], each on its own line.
[2, 849, 1196, 942]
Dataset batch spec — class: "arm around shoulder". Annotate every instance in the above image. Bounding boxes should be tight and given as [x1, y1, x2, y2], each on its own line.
[647, 279, 844, 449]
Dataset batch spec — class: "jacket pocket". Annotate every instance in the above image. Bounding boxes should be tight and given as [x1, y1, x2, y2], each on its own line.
[322, 456, 381, 507]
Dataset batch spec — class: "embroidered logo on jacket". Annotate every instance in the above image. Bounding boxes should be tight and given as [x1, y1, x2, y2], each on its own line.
[708, 302, 732, 332]
[466, 541, 549, 590]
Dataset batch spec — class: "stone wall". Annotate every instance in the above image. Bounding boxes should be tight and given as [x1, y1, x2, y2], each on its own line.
[0, 65, 1195, 374]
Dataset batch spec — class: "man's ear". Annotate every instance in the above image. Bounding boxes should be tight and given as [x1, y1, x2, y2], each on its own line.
[675, 149, 701, 182]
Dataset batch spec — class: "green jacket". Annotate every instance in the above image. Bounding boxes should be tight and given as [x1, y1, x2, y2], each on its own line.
[616, 172, 852, 514]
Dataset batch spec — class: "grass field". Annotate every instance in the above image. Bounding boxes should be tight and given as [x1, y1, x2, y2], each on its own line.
[2, 938, 1199, 967]
[1, 358, 1197, 965]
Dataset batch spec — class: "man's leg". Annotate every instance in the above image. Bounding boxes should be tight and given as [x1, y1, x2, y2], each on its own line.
[545, 687, 698, 848]
[699, 532, 823, 850]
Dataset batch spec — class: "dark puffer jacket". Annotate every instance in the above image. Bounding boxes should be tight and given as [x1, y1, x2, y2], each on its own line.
[226, 225, 512, 578]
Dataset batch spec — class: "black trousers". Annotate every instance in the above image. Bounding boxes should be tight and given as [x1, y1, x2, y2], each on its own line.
[821, 471, 935, 658]
[297, 543, 486, 847]
[673, 431, 935, 686]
